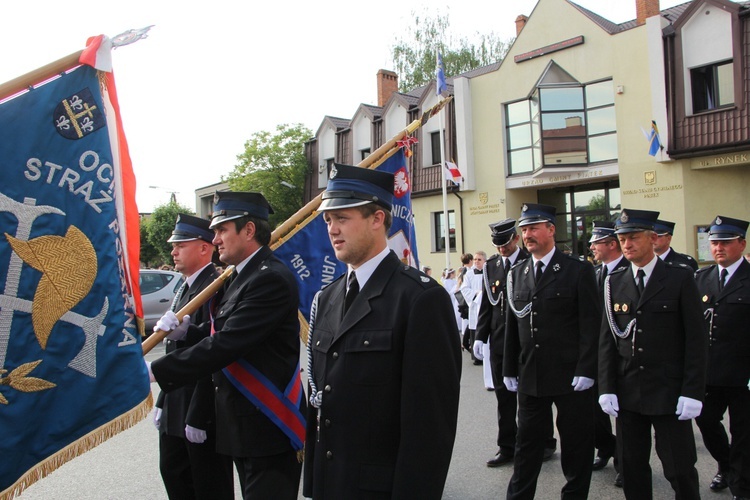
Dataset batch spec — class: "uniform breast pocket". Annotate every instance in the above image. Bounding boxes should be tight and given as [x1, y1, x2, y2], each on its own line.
[344, 329, 394, 386]
[544, 287, 574, 312]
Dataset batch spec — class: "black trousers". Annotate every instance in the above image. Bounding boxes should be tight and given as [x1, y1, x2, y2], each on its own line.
[617, 409, 700, 500]
[696, 385, 750, 497]
[234, 449, 302, 500]
[159, 433, 234, 500]
[593, 381, 618, 469]
[507, 390, 594, 500]
[489, 357, 556, 456]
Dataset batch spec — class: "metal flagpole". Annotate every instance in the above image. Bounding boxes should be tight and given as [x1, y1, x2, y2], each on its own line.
[437, 48, 451, 272]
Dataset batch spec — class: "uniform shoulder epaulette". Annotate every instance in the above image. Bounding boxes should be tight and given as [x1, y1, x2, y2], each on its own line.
[401, 264, 436, 288]
[510, 258, 528, 270]
[664, 260, 693, 272]
[695, 265, 715, 275]
[610, 266, 628, 275]
[486, 254, 500, 264]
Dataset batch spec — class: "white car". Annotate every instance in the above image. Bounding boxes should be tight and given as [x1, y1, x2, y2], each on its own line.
[139, 269, 184, 333]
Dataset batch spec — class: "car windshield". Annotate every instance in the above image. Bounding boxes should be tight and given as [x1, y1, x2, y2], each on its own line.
[140, 272, 176, 295]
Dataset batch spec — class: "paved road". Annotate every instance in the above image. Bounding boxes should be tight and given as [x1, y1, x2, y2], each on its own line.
[19, 343, 728, 499]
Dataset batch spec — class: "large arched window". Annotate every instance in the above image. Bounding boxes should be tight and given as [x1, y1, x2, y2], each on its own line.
[505, 62, 617, 176]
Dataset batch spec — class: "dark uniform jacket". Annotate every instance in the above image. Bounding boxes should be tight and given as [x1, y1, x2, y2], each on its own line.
[476, 248, 529, 385]
[594, 255, 630, 298]
[155, 264, 219, 438]
[695, 258, 750, 387]
[303, 251, 462, 499]
[599, 258, 707, 415]
[663, 247, 699, 271]
[503, 248, 600, 396]
[152, 246, 304, 458]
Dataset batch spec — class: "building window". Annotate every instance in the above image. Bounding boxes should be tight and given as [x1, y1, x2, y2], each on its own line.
[360, 148, 370, 161]
[430, 131, 442, 166]
[538, 181, 620, 259]
[506, 78, 617, 175]
[691, 60, 734, 113]
[432, 210, 456, 252]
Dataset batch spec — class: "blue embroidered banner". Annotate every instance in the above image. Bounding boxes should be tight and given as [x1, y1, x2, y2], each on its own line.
[0, 63, 150, 496]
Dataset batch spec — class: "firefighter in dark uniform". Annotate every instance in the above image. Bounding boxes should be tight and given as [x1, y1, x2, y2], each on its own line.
[474, 219, 556, 468]
[503, 203, 599, 500]
[694, 215, 750, 500]
[150, 192, 305, 500]
[154, 214, 233, 499]
[303, 164, 461, 499]
[654, 219, 699, 271]
[588, 220, 628, 486]
[599, 208, 707, 500]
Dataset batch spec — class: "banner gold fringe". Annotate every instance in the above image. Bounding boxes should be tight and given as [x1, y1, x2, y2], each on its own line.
[0, 392, 154, 500]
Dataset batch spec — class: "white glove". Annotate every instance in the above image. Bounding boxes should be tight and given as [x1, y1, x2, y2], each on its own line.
[154, 310, 179, 333]
[153, 408, 162, 430]
[472, 340, 485, 360]
[503, 376, 518, 392]
[155, 311, 191, 341]
[676, 396, 702, 420]
[185, 425, 207, 444]
[572, 376, 594, 391]
[145, 360, 155, 383]
[599, 394, 619, 417]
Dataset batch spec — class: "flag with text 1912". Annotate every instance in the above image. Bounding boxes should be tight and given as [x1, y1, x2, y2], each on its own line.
[0, 39, 150, 498]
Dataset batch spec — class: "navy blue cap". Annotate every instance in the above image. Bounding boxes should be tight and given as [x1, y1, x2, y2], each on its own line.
[709, 215, 748, 241]
[319, 163, 394, 211]
[589, 220, 616, 243]
[168, 213, 214, 243]
[489, 218, 517, 246]
[614, 208, 659, 234]
[210, 191, 274, 229]
[518, 203, 556, 227]
[654, 219, 676, 236]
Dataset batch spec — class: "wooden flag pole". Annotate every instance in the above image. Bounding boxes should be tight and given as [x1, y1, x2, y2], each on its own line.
[270, 96, 453, 246]
[141, 265, 235, 355]
[0, 50, 83, 102]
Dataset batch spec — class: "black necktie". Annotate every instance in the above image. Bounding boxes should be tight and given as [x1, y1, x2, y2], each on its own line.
[636, 268, 646, 295]
[535, 261, 544, 284]
[719, 268, 728, 290]
[504, 258, 511, 277]
[600, 265, 608, 288]
[344, 272, 359, 314]
[474, 268, 483, 275]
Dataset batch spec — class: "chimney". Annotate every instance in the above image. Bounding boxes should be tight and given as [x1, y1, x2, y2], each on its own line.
[636, 0, 660, 26]
[377, 69, 398, 107]
[515, 15, 528, 36]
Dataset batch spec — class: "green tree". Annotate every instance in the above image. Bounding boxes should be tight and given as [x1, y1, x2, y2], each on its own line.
[139, 218, 160, 268]
[391, 10, 513, 92]
[225, 123, 312, 229]
[146, 201, 195, 266]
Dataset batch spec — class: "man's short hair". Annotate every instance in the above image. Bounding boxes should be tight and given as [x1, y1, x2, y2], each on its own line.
[233, 215, 272, 246]
[355, 203, 393, 232]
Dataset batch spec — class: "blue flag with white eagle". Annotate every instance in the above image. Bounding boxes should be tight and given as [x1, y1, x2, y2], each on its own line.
[273, 148, 419, 324]
[0, 62, 150, 496]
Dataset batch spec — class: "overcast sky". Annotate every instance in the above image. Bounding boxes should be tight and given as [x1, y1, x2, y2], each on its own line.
[1, 0, 689, 212]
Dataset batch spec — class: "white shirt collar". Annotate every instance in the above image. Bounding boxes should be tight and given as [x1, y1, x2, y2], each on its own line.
[234, 247, 262, 276]
[506, 247, 521, 266]
[185, 262, 213, 287]
[348, 246, 390, 292]
[719, 257, 743, 282]
[631, 254, 659, 284]
[532, 247, 556, 270]
[605, 255, 625, 274]
[657, 247, 672, 261]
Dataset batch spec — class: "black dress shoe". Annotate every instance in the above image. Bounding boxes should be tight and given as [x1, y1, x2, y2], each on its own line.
[614, 473, 622, 488]
[592, 454, 611, 471]
[486, 451, 514, 467]
[542, 448, 555, 462]
[710, 472, 728, 491]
